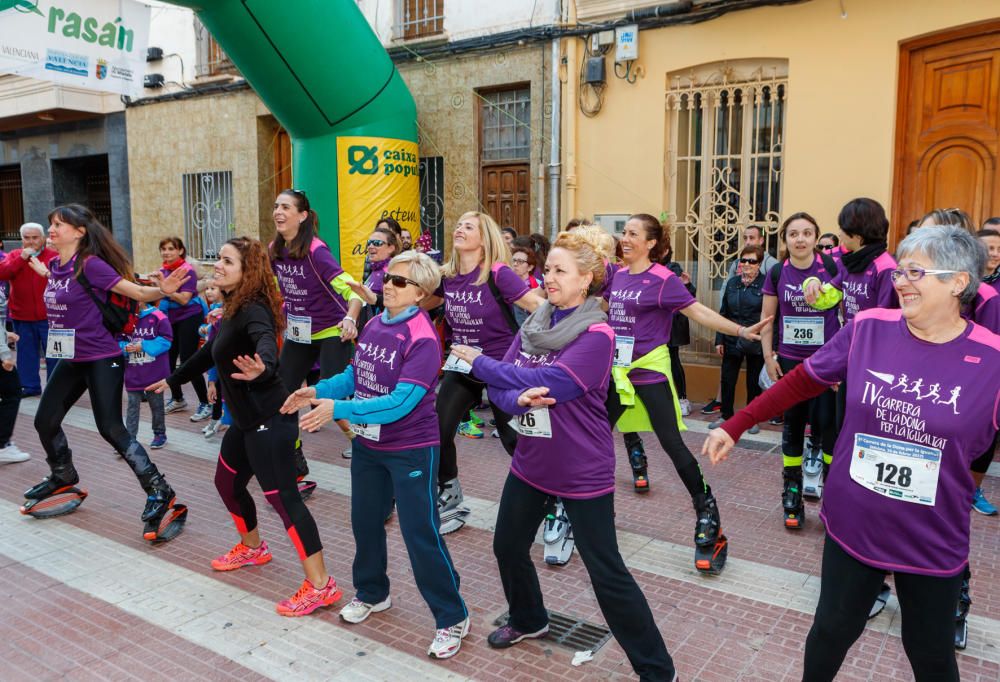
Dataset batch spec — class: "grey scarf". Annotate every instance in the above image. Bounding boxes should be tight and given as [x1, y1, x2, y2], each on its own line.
[520, 297, 607, 355]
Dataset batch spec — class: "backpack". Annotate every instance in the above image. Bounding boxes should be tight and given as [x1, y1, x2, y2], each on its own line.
[77, 269, 140, 335]
[487, 270, 520, 335]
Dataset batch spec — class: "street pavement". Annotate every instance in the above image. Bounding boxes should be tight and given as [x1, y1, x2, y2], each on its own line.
[0, 396, 997, 681]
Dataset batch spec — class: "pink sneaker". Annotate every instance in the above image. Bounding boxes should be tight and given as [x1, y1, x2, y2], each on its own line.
[210, 541, 272, 572]
[276, 576, 342, 617]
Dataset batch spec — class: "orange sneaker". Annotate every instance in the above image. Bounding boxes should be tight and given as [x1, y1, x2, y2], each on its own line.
[210, 541, 273, 572]
[276, 576, 342, 617]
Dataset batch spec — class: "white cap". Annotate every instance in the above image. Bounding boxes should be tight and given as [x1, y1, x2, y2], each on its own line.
[19, 222, 44, 238]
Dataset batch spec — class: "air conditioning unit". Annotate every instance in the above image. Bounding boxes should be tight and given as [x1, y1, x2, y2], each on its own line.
[144, 73, 165, 88]
[594, 214, 630, 234]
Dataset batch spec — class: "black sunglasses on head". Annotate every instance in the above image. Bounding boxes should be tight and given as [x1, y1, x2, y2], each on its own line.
[383, 272, 420, 289]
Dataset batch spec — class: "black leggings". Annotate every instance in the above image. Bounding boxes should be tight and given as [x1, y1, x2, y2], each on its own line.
[278, 335, 354, 392]
[803, 535, 961, 682]
[35, 356, 160, 485]
[493, 473, 675, 681]
[970, 431, 998, 475]
[169, 314, 208, 404]
[668, 345, 686, 399]
[436, 370, 517, 485]
[214, 412, 322, 559]
[607, 378, 707, 499]
[778, 357, 836, 465]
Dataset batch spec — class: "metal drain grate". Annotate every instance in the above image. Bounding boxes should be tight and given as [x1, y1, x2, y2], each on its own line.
[493, 610, 613, 652]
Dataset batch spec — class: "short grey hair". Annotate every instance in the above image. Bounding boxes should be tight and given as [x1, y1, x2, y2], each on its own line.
[19, 222, 44, 238]
[896, 225, 984, 305]
[387, 250, 442, 296]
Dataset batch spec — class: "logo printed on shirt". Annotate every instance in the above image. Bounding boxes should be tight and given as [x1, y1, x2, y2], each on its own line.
[863, 369, 962, 415]
[964, 355, 981, 364]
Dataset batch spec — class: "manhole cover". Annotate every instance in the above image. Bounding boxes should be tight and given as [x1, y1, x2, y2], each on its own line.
[493, 610, 612, 652]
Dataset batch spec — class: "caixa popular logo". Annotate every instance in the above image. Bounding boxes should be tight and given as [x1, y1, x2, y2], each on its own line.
[348, 144, 419, 178]
[348, 145, 379, 175]
[95, 58, 108, 80]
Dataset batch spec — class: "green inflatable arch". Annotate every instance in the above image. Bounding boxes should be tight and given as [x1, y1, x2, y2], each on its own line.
[163, 0, 419, 275]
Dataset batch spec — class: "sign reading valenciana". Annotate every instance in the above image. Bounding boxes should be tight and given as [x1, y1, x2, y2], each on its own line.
[0, 0, 150, 96]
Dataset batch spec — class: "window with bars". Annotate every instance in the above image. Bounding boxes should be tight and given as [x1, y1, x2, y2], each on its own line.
[182, 171, 234, 261]
[480, 87, 531, 162]
[665, 61, 787, 354]
[398, 0, 444, 40]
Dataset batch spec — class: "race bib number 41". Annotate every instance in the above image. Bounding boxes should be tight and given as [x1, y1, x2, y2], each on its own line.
[350, 422, 381, 441]
[849, 433, 941, 506]
[47, 328, 75, 359]
[509, 407, 552, 438]
[613, 335, 635, 368]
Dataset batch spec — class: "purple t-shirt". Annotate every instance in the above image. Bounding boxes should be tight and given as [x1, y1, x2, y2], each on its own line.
[443, 262, 529, 360]
[607, 263, 695, 384]
[271, 238, 349, 334]
[762, 256, 843, 361]
[352, 310, 441, 451]
[600, 259, 620, 300]
[805, 308, 1000, 576]
[159, 262, 202, 325]
[45, 255, 123, 361]
[123, 309, 173, 391]
[842, 251, 898, 322]
[365, 258, 389, 296]
[504, 322, 616, 498]
[969, 282, 1000, 334]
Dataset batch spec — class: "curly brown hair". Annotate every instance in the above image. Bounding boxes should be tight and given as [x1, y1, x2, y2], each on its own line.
[221, 237, 285, 337]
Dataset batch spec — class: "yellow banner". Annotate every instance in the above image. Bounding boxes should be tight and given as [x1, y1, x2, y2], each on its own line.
[336, 136, 420, 279]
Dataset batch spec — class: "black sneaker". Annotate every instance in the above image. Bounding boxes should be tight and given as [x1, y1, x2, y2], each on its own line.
[700, 399, 721, 415]
[486, 623, 549, 649]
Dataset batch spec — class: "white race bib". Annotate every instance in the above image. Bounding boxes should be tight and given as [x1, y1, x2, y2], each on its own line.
[509, 407, 552, 438]
[613, 335, 635, 368]
[849, 433, 940, 506]
[442, 346, 481, 374]
[286, 314, 312, 344]
[350, 422, 381, 441]
[783, 316, 824, 346]
[47, 328, 75, 359]
[129, 348, 154, 365]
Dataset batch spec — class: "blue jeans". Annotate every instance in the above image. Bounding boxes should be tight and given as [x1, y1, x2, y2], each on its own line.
[13, 319, 55, 394]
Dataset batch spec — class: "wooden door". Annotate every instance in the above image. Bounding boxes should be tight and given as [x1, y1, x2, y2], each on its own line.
[481, 164, 530, 234]
[892, 20, 1000, 242]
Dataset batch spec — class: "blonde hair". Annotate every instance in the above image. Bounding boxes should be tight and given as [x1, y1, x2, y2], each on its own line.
[575, 225, 616, 261]
[551, 230, 606, 296]
[387, 250, 442, 297]
[442, 211, 510, 285]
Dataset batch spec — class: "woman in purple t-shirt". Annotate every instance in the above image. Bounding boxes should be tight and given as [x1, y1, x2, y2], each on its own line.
[282, 251, 470, 659]
[156, 236, 211, 421]
[428, 211, 543, 534]
[451, 231, 677, 679]
[26, 204, 189, 540]
[760, 212, 843, 530]
[706, 226, 1000, 681]
[604, 213, 769, 567]
[269, 189, 363, 475]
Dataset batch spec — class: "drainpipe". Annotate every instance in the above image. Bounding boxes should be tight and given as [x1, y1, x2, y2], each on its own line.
[549, 22, 561, 239]
[563, 0, 578, 223]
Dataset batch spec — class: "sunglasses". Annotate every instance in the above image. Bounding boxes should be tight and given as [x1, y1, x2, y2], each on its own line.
[383, 272, 420, 289]
[367, 239, 387, 248]
[739, 258, 759, 264]
[818, 244, 835, 251]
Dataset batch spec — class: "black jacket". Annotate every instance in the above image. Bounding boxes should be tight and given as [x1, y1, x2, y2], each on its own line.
[169, 299, 288, 430]
[715, 271, 764, 354]
[664, 260, 695, 347]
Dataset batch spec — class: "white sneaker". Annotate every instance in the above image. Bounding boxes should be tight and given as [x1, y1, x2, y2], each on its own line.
[190, 403, 213, 422]
[678, 399, 691, 417]
[341, 445, 352, 459]
[427, 617, 470, 659]
[339, 595, 391, 624]
[0, 443, 29, 463]
[203, 420, 221, 438]
[164, 398, 188, 414]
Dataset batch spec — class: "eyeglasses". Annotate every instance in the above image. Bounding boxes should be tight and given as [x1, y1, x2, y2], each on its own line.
[367, 239, 387, 248]
[383, 272, 420, 289]
[818, 244, 835, 251]
[739, 258, 759, 264]
[889, 266, 960, 283]
[511, 258, 529, 265]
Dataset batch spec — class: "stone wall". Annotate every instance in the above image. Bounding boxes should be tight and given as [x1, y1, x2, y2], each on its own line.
[126, 87, 270, 274]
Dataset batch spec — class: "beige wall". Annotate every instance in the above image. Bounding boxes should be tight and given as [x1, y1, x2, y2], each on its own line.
[398, 43, 552, 249]
[126, 88, 272, 274]
[566, 0, 1000, 232]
